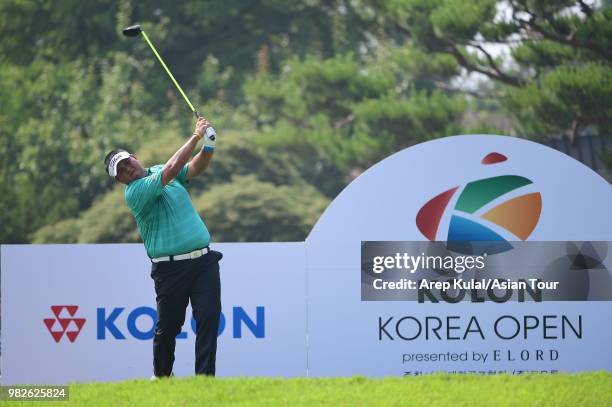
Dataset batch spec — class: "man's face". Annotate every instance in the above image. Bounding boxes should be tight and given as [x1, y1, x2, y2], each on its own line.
[115, 156, 146, 184]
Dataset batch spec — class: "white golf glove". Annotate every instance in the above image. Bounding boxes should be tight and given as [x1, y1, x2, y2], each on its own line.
[203, 127, 216, 152]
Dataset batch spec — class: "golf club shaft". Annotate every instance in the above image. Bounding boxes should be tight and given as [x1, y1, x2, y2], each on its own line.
[140, 31, 200, 118]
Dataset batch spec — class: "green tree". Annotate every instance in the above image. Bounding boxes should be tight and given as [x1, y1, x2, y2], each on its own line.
[0, 52, 174, 243]
[32, 128, 321, 243]
[194, 175, 330, 242]
[244, 51, 466, 195]
[380, 0, 611, 140]
[32, 188, 139, 243]
[7, 0, 610, 245]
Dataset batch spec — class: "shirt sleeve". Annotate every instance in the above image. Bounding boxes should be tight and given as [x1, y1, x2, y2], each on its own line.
[125, 170, 163, 215]
[176, 163, 190, 187]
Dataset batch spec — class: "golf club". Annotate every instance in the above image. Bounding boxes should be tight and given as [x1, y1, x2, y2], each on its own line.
[122, 24, 216, 138]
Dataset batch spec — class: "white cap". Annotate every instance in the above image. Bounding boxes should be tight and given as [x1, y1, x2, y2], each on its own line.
[107, 151, 131, 177]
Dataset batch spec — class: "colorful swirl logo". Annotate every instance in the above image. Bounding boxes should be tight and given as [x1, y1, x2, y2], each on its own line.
[416, 152, 542, 254]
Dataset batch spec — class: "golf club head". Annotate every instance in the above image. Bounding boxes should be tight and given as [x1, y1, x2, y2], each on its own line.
[122, 24, 142, 38]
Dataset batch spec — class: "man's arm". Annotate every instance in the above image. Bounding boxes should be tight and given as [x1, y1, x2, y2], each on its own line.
[162, 117, 209, 186]
[186, 119, 216, 180]
[186, 150, 214, 180]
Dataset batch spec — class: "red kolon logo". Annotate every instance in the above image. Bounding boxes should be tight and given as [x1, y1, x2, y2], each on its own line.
[43, 305, 86, 343]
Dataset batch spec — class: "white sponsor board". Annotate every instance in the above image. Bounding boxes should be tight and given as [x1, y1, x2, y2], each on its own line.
[306, 135, 612, 376]
[1, 243, 306, 384]
[2, 135, 611, 383]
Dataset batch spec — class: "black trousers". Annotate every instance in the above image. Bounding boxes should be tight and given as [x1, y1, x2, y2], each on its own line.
[150, 250, 222, 377]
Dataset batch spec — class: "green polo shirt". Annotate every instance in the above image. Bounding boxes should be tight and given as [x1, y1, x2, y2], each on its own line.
[125, 164, 211, 258]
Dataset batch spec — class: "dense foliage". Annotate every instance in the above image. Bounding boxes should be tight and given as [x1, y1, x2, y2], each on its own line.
[1, 0, 609, 243]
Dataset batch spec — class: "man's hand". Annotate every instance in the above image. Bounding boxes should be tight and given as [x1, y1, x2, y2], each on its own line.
[203, 122, 216, 152]
[193, 117, 211, 139]
[186, 117, 216, 180]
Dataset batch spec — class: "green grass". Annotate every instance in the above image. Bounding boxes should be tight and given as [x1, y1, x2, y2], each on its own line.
[10, 372, 612, 406]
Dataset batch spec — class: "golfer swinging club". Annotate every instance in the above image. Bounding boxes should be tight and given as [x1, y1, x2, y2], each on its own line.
[104, 117, 222, 378]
